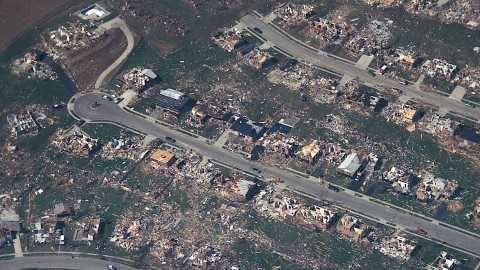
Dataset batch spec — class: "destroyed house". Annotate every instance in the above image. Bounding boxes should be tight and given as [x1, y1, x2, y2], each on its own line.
[454, 124, 480, 143]
[154, 88, 195, 115]
[230, 117, 267, 140]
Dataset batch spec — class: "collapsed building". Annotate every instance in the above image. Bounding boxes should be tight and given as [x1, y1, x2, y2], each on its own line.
[72, 216, 102, 242]
[336, 215, 373, 242]
[429, 251, 459, 270]
[242, 48, 276, 70]
[346, 20, 393, 55]
[275, 3, 314, 26]
[305, 18, 351, 46]
[121, 67, 158, 92]
[383, 167, 416, 194]
[297, 205, 337, 230]
[11, 50, 57, 80]
[378, 234, 417, 261]
[51, 127, 99, 156]
[212, 29, 244, 52]
[415, 173, 458, 202]
[44, 21, 101, 55]
[422, 59, 458, 81]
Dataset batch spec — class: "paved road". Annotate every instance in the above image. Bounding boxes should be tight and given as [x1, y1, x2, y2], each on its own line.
[71, 92, 480, 257]
[0, 255, 138, 270]
[94, 17, 135, 89]
[240, 14, 480, 122]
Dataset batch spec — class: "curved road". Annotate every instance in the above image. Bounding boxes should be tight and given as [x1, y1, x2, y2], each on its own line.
[94, 17, 135, 89]
[0, 255, 138, 270]
[240, 14, 480, 122]
[71, 92, 480, 257]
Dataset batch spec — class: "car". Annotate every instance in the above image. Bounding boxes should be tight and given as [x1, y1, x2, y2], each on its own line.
[253, 27, 263, 34]
[165, 136, 176, 144]
[107, 265, 117, 270]
[399, 80, 409, 85]
[252, 167, 262, 173]
[327, 184, 340, 192]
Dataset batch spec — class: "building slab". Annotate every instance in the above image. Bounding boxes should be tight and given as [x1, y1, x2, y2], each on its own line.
[355, 55, 374, 70]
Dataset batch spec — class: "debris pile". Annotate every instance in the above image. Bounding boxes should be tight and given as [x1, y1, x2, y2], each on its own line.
[453, 65, 480, 89]
[51, 127, 99, 156]
[383, 103, 422, 125]
[11, 50, 57, 80]
[473, 199, 480, 228]
[297, 205, 337, 230]
[212, 29, 243, 52]
[430, 251, 459, 270]
[362, 0, 401, 7]
[101, 136, 144, 160]
[377, 234, 416, 261]
[422, 59, 458, 81]
[346, 20, 393, 55]
[110, 211, 151, 251]
[72, 216, 102, 241]
[383, 166, 415, 194]
[336, 215, 374, 242]
[242, 48, 274, 70]
[45, 21, 101, 53]
[305, 18, 351, 47]
[121, 67, 158, 92]
[415, 172, 458, 202]
[275, 3, 314, 26]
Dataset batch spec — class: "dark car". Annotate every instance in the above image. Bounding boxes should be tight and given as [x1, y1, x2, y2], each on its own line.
[253, 27, 263, 34]
[165, 136, 176, 144]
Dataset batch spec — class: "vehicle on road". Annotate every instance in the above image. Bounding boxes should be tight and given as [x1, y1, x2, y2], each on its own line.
[399, 79, 409, 85]
[165, 136, 176, 144]
[252, 167, 262, 173]
[253, 27, 263, 34]
[327, 184, 340, 192]
[107, 265, 117, 270]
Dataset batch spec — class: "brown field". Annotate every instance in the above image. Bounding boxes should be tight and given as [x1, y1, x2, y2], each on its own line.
[0, 0, 80, 51]
[63, 28, 127, 90]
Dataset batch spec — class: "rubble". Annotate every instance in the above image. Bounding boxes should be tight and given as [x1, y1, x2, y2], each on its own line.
[429, 251, 460, 270]
[51, 126, 99, 156]
[336, 215, 374, 242]
[297, 205, 337, 230]
[453, 65, 480, 90]
[421, 59, 458, 81]
[110, 211, 151, 251]
[405, 0, 480, 29]
[305, 18, 352, 47]
[100, 136, 144, 160]
[120, 67, 158, 93]
[415, 172, 458, 202]
[275, 3, 314, 26]
[72, 216, 102, 242]
[377, 234, 416, 261]
[241, 48, 275, 70]
[11, 50, 57, 80]
[473, 199, 480, 228]
[362, 0, 402, 7]
[383, 166, 416, 194]
[44, 21, 101, 56]
[346, 20, 393, 56]
[212, 29, 243, 52]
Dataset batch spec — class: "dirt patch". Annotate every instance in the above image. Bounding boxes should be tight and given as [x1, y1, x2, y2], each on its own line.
[0, 0, 81, 51]
[63, 28, 127, 90]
